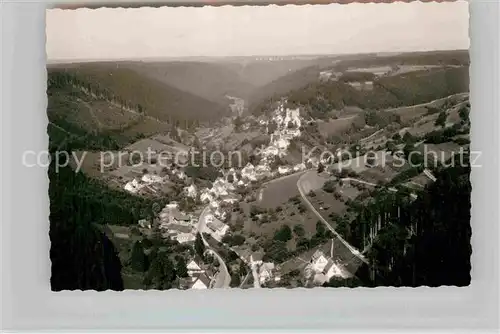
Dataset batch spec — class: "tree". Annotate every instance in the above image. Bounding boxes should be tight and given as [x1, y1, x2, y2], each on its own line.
[267, 120, 278, 134]
[365, 153, 377, 167]
[194, 233, 205, 257]
[435, 111, 447, 127]
[458, 107, 470, 123]
[323, 180, 336, 193]
[142, 237, 153, 249]
[274, 225, 292, 242]
[293, 224, 305, 238]
[386, 141, 397, 154]
[233, 116, 244, 131]
[392, 133, 402, 142]
[147, 256, 177, 289]
[176, 257, 189, 278]
[298, 203, 307, 213]
[131, 241, 147, 272]
[317, 163, 325, 173]
[315, 221, 326, 238]
[239, 260, 248, 276]
[231, 234, 246, 246]
[403, 132, 416, 145]
[231, 272, 241, 287]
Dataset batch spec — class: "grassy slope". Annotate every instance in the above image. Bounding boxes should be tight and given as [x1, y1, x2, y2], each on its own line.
[47, 84, 171, 149]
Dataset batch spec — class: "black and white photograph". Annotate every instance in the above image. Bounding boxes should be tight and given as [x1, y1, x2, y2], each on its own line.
[45, 1, 472, 291]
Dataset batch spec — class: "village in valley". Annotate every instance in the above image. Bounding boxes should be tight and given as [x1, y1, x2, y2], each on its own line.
[68, 68, 470, 289]
[48, 43, 471, 291]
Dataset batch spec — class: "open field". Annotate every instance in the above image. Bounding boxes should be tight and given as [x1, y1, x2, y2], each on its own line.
[258, 172, 304, 209]
[242, 200, 319, 240]
[358, 165, 400, 184]
[296, 171, 329, 194]
[387, 92, 469, 123]
[416, 142, 463, 165]
[307, 190, 348, 222]
[317, 115, 362, 138]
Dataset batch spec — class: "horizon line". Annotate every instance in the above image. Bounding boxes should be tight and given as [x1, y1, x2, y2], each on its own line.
[46, 48, 469, 65]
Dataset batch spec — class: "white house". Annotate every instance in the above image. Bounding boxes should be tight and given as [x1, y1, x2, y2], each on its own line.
[319, 71, 333, 81]
[220, 194, 239, 204]
[191, 273, 211, 289]
[211, 177, 230, 197]
[166, 202, 179, 209]
[187, 259, 204, 276]
[141, 173, 163, 184]
[200, 189, 214, 203]
[309, 241, 349, 283]
[124, 178, 143, 194]
[172, 169, 187, 180]
[275, 136, 289, 151]
[311, 250, 330, 273]
[278, 166, 291, 175]
[262, 145, 280, 158]
[138, 219, 151, 229]
[241, 163, 257, 181]
[206, 214, 230, 241]
[293, 163, 306, 172]
[175, 233, 196, 244]
[258, 262, 276, 285]
[184, 184, 198, 199]
[284, 108, 301, 129]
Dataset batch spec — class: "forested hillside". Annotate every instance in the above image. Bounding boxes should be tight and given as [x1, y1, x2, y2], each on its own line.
[328, 156, 471, 287]
[248, 65, 323, 113]
[282, 67, 469, 120]
[48, 64, 228, 124]
[334, 50, 470, 71]
[127, 61, 257, 104]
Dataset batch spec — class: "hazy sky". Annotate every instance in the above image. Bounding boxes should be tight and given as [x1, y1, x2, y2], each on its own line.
[46, 2, 469, 61]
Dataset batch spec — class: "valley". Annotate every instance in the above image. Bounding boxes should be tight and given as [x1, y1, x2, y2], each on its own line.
[48, 49, 471, 290]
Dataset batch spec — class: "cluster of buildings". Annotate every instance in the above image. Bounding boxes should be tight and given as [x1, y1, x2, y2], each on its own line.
[180, 258, 214, 290]
[196, 103, 310, 244]
[138, 202, 199, 244]
[347, 81, 374, 91]
[124, 169, 187, 195]
[249, 252, 280, 286]
[319, 70, 342, 82]
[304, 239, 350, 286]
[198, 177, 237, 241]
[124, 173, 165, 194]
[258, 104, 302, 160]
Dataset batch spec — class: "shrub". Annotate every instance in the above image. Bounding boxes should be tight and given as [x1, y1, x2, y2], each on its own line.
[274, 225, 292, 242]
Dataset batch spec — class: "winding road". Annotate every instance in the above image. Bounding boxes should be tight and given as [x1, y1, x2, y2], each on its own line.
[384, 92, 469, 113]
[297, 171, 369, 265]
[197, 206, 231, 289]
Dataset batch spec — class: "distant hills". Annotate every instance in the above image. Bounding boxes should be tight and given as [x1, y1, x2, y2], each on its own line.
[248, 50, 470, 117]
[47, 49, 469, 150]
